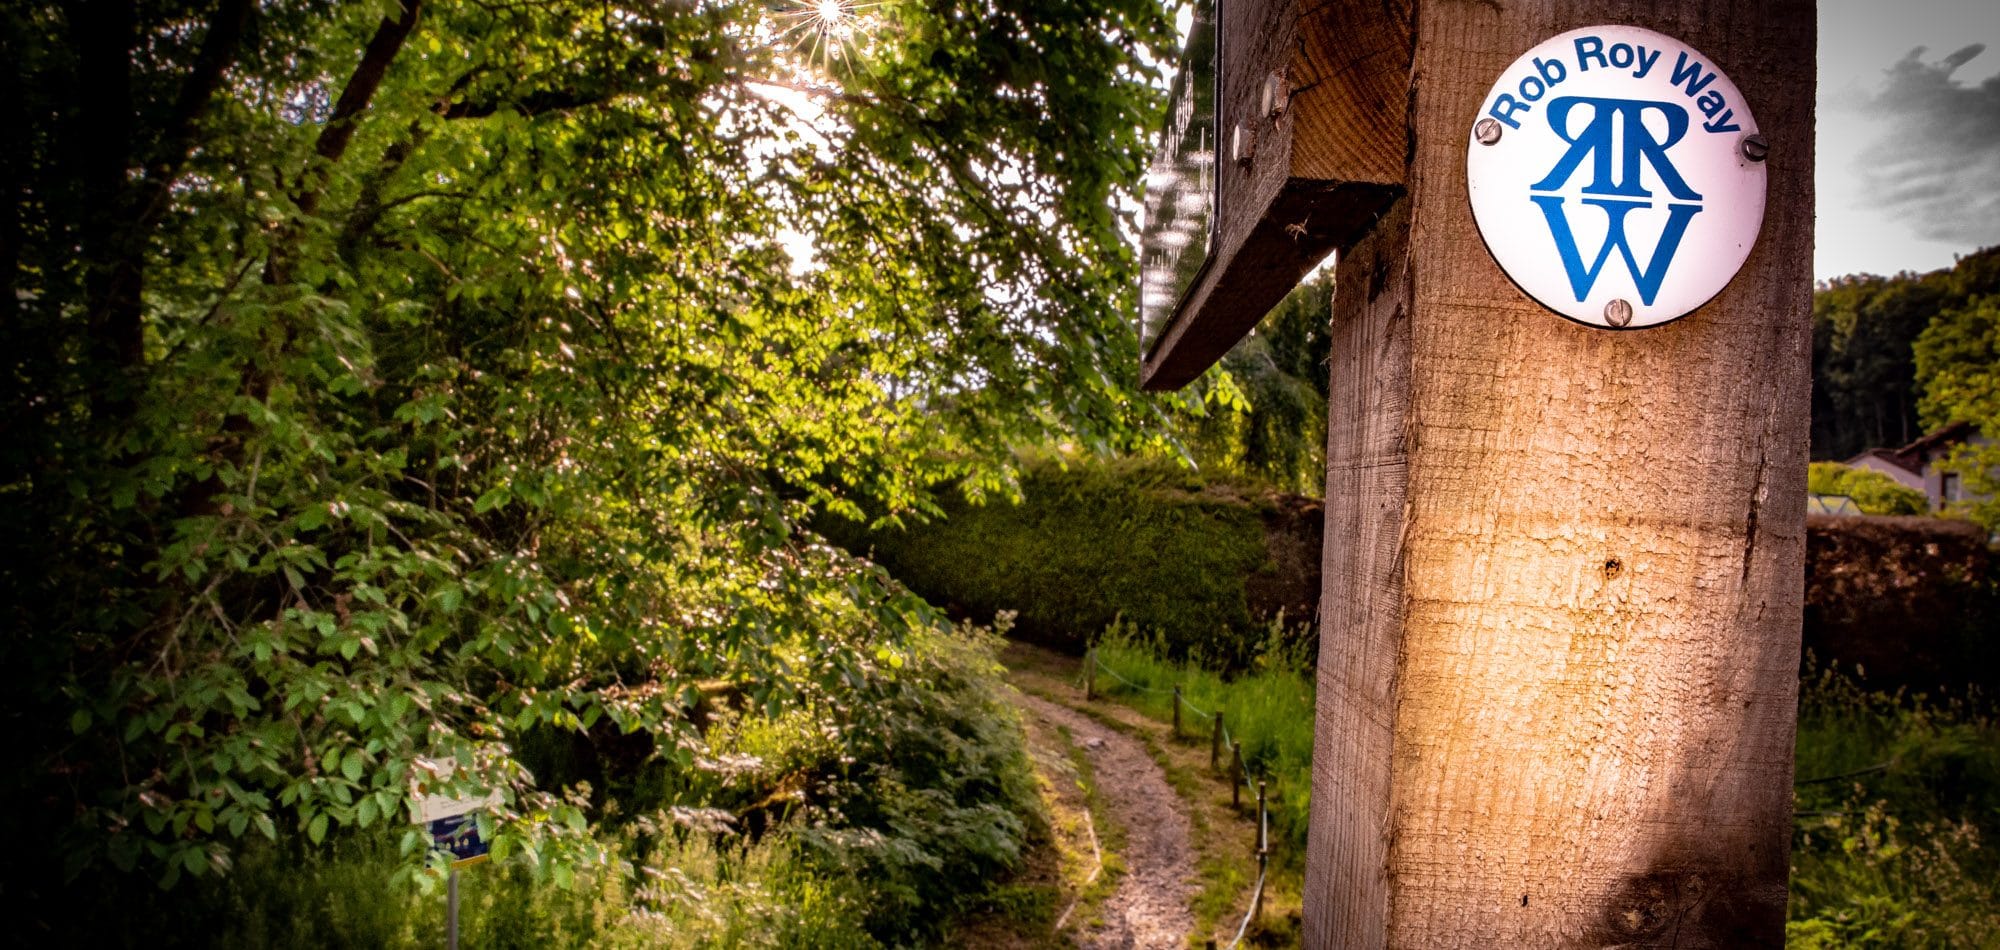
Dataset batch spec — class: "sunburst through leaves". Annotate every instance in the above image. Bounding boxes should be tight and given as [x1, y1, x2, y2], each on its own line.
[772, 0, 885, 76]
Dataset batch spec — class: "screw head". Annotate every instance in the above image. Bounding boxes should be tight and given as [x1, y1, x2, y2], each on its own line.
[1741, 133, 1769, 162]
[1474, 118, 1503, 146]
[1604, 298, 1634, 328]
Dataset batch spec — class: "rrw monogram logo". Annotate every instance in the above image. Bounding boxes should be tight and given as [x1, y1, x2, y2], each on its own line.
[1528, 97, 1703, 305]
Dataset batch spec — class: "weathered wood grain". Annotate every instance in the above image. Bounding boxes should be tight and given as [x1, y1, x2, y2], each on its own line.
[1301, 1, 1815, 946]
[1303, 198, 1411, 949]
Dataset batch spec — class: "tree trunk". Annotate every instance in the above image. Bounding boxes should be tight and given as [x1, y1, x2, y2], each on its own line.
[1304, 1, 1814, 946]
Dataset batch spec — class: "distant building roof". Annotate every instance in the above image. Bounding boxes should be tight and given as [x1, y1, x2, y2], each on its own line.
[1897, 420, 1978, 458]
[1843, 446, 1922, 476]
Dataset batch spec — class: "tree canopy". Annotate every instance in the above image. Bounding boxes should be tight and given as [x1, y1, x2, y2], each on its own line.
[1810, 247, 2000, 460]
[1914, 292, 2000, 528]
[1, 0, 1171, 894]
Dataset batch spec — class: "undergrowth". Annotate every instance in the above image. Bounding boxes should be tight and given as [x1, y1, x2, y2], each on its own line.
[45, 627, 1039, 948]
[1089, 620, 1316, 871]
[1089, 632, 2000, 948]
[1789, 659, 2000, 947]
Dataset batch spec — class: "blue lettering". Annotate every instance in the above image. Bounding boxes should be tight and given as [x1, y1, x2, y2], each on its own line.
[1489, 93, 1530, 129]
[1535, 55, 1568, 89]
[1530, 97, 1703, 201]
[1633, 46, 1662, 78]
[1575, 36, 1607, 71]
[1527, 94, 1710, 307]
[1669, 51, 1718, 98]
[1609, 43, 1634, 69]
[1529, 197, 1703, 305]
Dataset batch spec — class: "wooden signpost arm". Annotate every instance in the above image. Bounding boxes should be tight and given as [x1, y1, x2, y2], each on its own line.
[1300, 1, 1815, 946]
[1139, 0, 1413, 391]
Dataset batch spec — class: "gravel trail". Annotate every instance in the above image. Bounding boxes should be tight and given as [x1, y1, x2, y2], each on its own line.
[1012, 689, 1197, 949]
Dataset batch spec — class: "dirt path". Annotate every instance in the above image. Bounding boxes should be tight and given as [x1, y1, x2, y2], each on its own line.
[1011, 689, 1198, 949]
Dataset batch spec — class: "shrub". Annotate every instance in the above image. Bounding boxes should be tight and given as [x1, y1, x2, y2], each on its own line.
[38, 626, 1039, 947]
[1806, 462, 1928, 516]
[823, 456, 1313, 666]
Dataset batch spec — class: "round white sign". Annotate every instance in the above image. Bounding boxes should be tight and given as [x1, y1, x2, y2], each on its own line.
[1466, 26, 1765, 330]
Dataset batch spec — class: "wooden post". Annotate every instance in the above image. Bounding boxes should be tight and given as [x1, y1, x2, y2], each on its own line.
[1172, 685, 1183, 736]
[1255, 779, 1268, 852]
[1138, 0, 1811, 942]
[1254, 779, 1269, 922]
[1231, 744, 1246, 809]
[447, 866, 460, 950]
[1082, 648, 1094, 701]
[1296, 3, 1815, 946]
[1211, 711, 1224, 771]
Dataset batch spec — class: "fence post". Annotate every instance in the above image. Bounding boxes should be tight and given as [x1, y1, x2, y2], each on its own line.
[1172, 685, 1183, 736]
[1254, 778, 1269, 924]
[1256, 779, 1268, 855]
[1232, 744, 1246, 809]
[1083, 649, 1094, 701]
[1211, 711, 1224, 771]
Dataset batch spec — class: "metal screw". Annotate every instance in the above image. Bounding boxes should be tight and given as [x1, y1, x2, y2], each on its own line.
[1234, 122, 1255, 167]
[1741, 133, 1769, 162]
[1604, 298, 1634, 328]
[1474, 118, 1503, 145]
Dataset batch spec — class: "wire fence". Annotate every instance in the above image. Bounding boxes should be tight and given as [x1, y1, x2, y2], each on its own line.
[1078, 649, 1273, 949]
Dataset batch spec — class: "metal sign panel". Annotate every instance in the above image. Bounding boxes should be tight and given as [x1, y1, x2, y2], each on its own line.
[1138, 0, 1219, 353]
[411, 758, 501, 869]
[412, 762, 502, 823]
[427, 812, 492, 869]
[1466, 25, 1765, 329]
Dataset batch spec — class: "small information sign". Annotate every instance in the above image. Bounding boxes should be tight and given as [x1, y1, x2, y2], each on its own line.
[1466, 25, 1767, 329]
[426, 812, 491, 869]
[411, 758, 502, 869]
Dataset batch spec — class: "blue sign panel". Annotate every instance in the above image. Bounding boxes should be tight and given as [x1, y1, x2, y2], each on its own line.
[428, 811, 490, 869]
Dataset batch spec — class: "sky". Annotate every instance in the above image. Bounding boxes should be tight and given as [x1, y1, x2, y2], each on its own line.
[1816, 0, 2000, 279]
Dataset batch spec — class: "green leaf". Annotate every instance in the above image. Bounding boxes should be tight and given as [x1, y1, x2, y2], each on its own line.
[307, 813, 328, 845]
[341, 749, 364, 784]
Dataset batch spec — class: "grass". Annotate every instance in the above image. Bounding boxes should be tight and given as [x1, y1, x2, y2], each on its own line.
[1088, 621, 1316, 870]
[950, 707, 1116, 948]
[1081, 633, 2000, 949]
[1051, 721, 1128, 934]
[1789, 658, 2000, 947]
